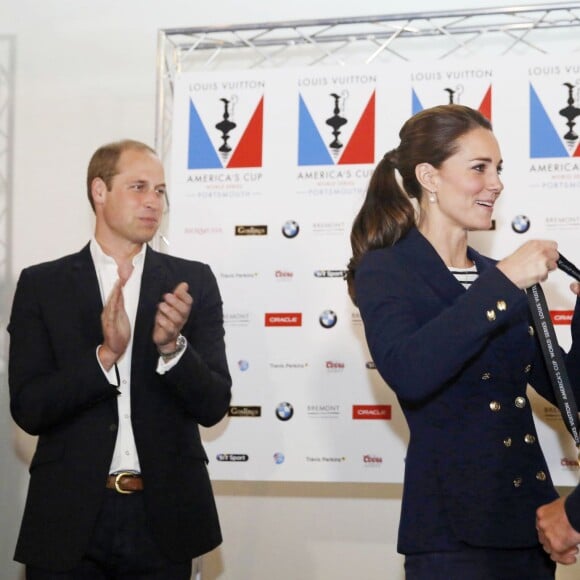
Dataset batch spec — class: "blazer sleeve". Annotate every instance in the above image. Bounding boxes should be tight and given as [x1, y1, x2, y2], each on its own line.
[158, 263, 232, 427]
[8, 267, 118, 435]
[355, 249, 529, 404]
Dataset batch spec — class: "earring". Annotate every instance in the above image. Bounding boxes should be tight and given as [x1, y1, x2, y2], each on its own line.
[428, 191, 437, 203]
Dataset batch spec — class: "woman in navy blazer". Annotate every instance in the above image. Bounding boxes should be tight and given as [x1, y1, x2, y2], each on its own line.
[347, 105, 580, 579]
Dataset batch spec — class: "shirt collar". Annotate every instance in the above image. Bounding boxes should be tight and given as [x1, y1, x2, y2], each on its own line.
[90, 238, 147, 269]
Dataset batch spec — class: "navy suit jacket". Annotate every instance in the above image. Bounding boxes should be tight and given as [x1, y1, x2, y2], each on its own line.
[355, 228, 580, 554]
[8, 244, 232, 571]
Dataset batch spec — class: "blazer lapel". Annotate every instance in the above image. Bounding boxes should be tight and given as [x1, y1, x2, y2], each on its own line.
[71, 244, 105, 346]
[396, 228, 465, 305]
[132, 247, 167, 375]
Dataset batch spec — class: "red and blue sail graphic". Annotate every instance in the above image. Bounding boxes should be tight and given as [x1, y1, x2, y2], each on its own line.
[187, 97, 264, 169]
[529, 83, 580, 158]
[298, 91, 375, 166]
[412, 86, 492, 121]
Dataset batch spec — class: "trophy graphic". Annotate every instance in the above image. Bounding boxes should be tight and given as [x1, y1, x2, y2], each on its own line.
[559, 82, 580, 149]
[326, 91, 348, 156]
[444, 85, 464, 104]
[215, 97, 237, 160]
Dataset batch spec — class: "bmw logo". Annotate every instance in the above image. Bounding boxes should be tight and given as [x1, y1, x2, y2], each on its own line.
[511, 214, 530, 234]
[238, 359, 249, 372]
[273, 452, 285, 464]
[281, 220, 300, 239]
[319, 309, 338, 329]
[275, 402, 294, 421]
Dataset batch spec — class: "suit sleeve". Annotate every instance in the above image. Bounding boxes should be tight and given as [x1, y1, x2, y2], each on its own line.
[355, 251, 529, 404]
[8, 267, 117, 435]
[158, 263, 232, 427]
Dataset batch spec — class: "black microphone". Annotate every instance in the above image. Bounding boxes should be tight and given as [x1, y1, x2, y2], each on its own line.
[557, 253, 580, 282]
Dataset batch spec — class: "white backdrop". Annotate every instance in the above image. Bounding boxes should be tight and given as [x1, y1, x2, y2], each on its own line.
[168, 55, 580, 486]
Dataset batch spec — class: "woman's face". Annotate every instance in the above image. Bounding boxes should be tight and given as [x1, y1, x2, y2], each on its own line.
[428, 126, 503, 232]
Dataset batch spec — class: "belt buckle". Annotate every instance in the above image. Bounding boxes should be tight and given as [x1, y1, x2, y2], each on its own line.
[114, 471, 135, 494]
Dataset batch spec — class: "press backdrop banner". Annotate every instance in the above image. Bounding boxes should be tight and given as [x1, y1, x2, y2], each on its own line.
[168, 56, 580, 484]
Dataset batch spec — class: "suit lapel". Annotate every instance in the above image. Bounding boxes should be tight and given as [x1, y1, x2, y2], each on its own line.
[396, 228, 493, 306]
[132, 247, 167, 377]
[71, 244, 105, 346]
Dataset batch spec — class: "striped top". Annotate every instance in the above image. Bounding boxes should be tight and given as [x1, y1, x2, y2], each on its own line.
[449, 264, 478, 289]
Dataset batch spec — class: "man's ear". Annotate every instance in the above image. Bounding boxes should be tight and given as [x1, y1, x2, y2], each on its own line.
[415, 162, 438, 193]
[91, 177, 107, 208]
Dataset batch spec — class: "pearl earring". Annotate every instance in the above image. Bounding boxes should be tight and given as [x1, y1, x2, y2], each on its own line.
[428, 191, 437, 203]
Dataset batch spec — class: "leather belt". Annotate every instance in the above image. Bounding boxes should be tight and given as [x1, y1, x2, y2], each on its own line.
[106, 472, 144, 494]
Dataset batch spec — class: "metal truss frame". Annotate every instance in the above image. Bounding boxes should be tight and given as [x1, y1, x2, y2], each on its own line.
[0, 35, 15, 372]
[156, 2, 580, 160]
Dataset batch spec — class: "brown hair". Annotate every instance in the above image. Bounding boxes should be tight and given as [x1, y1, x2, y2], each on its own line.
[346, 104, 492, 303]
[86, 139, 157, 211]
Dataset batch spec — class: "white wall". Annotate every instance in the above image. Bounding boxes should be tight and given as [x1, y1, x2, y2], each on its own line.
[2, 1, 579, 579]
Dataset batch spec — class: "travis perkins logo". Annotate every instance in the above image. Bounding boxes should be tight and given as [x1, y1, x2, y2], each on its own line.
[265, 313, 302, 327]
[235, 225, 267, 236]
[228, 406, 261, 417]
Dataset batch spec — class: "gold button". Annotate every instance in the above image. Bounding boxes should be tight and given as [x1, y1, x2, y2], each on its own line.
[524, 364, 531, 373]
[524, 434, 536, 444]
[497, 300, 507, 311]
[490, 401, 501, 412]
[515, 397, 526, 409]
[513, 477, 523, 488]
[486, 310, 496, 322]
[528, 326, 535, 336]
[503, 437, 512, 447]
[536, 471, 547, 481]
[481, 372, 491, 380]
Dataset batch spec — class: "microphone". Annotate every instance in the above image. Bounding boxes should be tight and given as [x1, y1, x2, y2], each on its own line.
[557, 253, 580, 282]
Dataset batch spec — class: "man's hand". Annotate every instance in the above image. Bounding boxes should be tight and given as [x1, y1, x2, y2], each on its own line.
[536, 497, 580, 564]
[153, 282, 193, 353]
[99, 279, 131, 370]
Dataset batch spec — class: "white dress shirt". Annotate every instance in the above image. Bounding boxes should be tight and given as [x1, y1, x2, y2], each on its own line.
[90, 239, 184, 475]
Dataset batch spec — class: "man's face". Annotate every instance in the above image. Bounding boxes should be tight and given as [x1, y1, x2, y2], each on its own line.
[95, 148, 166, 246]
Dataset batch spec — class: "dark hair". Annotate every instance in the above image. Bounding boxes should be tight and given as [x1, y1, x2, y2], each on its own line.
[86, 139, 157, 211]
[346, 104, 492, 303]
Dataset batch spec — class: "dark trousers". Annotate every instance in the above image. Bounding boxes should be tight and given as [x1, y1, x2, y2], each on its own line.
[405, 545, 556, 580]
[26, 489, 192, 580]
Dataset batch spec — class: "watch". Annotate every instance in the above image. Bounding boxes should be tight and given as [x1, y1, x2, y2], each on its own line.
[158, 334, 187, 361]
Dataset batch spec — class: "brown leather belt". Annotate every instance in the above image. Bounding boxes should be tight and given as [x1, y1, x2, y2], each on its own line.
[106, 472, 144, 494]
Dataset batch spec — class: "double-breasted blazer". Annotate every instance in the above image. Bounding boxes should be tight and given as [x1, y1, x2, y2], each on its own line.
[8, 243, 232, 571]
[355, 227, 580, 554]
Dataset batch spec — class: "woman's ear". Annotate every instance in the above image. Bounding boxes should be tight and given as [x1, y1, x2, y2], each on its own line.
[415, 162, 437, 193]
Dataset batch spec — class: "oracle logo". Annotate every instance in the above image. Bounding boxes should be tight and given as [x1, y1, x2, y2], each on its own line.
[363, 454, 383, 464]
[551, 310, 573, 325]
[265, 313, 302, 327]
[352, 405, 392, 420]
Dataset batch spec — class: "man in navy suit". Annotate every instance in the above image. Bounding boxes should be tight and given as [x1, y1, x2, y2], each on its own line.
[8, 139, 231, 578]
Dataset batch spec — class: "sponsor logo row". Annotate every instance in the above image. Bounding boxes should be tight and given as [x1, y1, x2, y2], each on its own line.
[236, 359, 376, 372]
[216, 453, 385, 466]
[227, 311, 573, 328]
[227, 404, 392, 420]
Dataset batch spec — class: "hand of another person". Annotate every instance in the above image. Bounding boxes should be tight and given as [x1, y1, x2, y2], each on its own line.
[497, 240, 559, 289]
[536, 497, 580, 565]
[570, 281, 580, 297]
[99, 279, 131, 370]
[153, 282, 193, 353]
